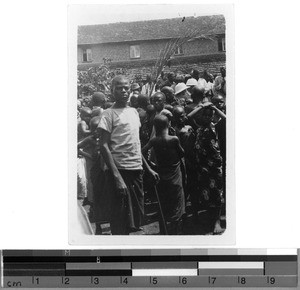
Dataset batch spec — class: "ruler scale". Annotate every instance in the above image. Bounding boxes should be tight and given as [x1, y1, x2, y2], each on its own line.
[1, 249, 298, 288]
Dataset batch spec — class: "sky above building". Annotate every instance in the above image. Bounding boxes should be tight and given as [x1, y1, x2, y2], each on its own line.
[69, 4, 227, 26]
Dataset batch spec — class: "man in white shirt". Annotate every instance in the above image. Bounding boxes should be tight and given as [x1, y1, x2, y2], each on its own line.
[98, 75, 159, 235]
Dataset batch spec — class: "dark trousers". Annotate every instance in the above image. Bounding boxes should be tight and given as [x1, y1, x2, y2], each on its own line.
[110, 170, 144, 235]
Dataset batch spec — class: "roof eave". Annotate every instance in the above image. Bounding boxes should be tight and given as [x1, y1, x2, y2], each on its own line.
[77, 32, 225, 46]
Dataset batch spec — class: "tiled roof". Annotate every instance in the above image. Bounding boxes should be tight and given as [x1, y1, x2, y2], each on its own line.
[78, 15, 225, 45]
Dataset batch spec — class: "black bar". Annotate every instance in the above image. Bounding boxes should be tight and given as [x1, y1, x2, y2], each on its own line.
[3, 256, 97, 263]
[4, 270, 65, 276]
[65, 270, 132, 276]
[99, 255, 297, 262]
[4, 263, 65, 270]
[3, 255, 297, 263]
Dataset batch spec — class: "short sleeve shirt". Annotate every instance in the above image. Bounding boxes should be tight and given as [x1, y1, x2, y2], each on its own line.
[98, 106, 142, 170]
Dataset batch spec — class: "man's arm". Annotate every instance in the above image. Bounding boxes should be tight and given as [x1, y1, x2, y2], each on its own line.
[78, 149, 92, 160]
[98, 128, 127, 194]
[187, 102, 212, 119]
[77, 136, 93, 159]
[212, 105, 226, 119]
[80, 121, 91, 134]
[142, 155, 160, 184]
[175, 137, 185, 158]
[141, 139, 153, 155]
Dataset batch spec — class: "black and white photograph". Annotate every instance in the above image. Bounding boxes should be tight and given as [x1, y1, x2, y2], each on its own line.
[69, 4, 235, 245]
[2, 0, 300, 255]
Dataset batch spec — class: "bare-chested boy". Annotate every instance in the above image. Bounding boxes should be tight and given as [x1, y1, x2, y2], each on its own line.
[142, 115, 185, 235]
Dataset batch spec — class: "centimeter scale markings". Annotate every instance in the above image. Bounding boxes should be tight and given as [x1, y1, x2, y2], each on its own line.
[0, 249, 298, 288]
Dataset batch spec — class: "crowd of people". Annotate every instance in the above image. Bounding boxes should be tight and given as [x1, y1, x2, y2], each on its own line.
[77, 67, 226, 235]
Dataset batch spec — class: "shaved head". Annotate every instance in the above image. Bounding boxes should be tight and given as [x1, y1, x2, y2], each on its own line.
[173, 105, 185, 116]
[191, 85, 205, 101]
[153, 92, 166, 102]
[111, 75, 129, 89]
[111, 75, 130, 106]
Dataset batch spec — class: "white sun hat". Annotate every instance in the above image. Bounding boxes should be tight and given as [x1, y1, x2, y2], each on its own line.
[175, 82, 188, 95]
[186, 78, 198, 87]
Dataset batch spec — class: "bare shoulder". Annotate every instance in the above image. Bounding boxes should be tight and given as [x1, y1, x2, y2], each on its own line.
[167, 135, 179, 143]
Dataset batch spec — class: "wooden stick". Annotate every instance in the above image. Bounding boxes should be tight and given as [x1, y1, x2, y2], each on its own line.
[153, 186, 168, 235]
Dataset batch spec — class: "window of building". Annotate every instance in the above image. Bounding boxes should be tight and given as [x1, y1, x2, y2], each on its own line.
[130, 45, 140, 59]
[83, 48, 92, 62]
[174, 45, 184, 55]
[218, 37, 226, 52]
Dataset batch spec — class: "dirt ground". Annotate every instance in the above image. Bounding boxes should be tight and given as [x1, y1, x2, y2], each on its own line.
[81, 194, 226, 236]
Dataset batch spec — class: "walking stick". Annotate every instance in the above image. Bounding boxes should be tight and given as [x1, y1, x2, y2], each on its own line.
[153, 186, 168, 235]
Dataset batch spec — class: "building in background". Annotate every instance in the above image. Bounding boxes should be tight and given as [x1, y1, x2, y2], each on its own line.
[77, 15, 225, 76]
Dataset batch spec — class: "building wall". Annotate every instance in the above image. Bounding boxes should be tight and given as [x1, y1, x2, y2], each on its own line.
[118, 60, 226, 82]
[78, 38, 220, 64]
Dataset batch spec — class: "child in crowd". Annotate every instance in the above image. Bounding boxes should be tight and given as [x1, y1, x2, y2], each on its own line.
[77, 107, 92, 200]
[91, 92, 106, 117]
[190, 105, 224, 234]
[78, 116, 108, 234]
[160, 86, 179, 106]
[78, 107, 92, 141]
[136, 94, 151, 148]
[149, 92, 173, 135]
[185, 86, 206, 115]
[211, 94, 226, 124]
[173, 106, 206, 231]
[173, 106, 193, 150]
[78, 116, 100, 207]
[130, 94, 139, 108]
[148, 92, 174, 163]
[212, 94, 226, 201]
[142, 115, 185, 234]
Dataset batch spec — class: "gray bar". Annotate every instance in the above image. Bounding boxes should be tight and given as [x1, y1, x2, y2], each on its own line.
[132, 262, 197, 269]
[66, 262, 131, 270]
[198, 268, 264, 275]
[120, 249, 152, 256]
[69, 250, 90, 256]
[32, 250, 64, 256]
[3, 251, 33, 257]
[180, 249, 208, 255]
[265, 261, 297, 275]
[151, 249, 181, 256]
[91, 250, 121, 256]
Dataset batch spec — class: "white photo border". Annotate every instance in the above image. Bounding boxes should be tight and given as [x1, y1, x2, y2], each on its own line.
[68, 3, 235, 247]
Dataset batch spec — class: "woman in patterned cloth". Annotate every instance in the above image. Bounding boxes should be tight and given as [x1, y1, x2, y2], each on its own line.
[191, 104, 225, 234]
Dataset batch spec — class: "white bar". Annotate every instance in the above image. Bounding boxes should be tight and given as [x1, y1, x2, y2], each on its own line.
[267, 249, 297, 255]
[198, 262, 264, 269]
[132, 269, 198, 276]
[237, 249, 267, 255]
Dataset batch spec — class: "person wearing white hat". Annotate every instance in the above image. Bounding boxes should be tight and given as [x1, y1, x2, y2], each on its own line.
[175, 82, 188, 96]
[175, 82, 191, 106]
[186, 78, 198, 94]
[192, 69, 208, 92]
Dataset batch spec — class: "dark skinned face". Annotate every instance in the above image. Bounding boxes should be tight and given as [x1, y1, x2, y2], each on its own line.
[153, 96, 164, 111]
[174, 108, 186, 126]
[113, 78, 130, 106]
[200, 108, 213, 125]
